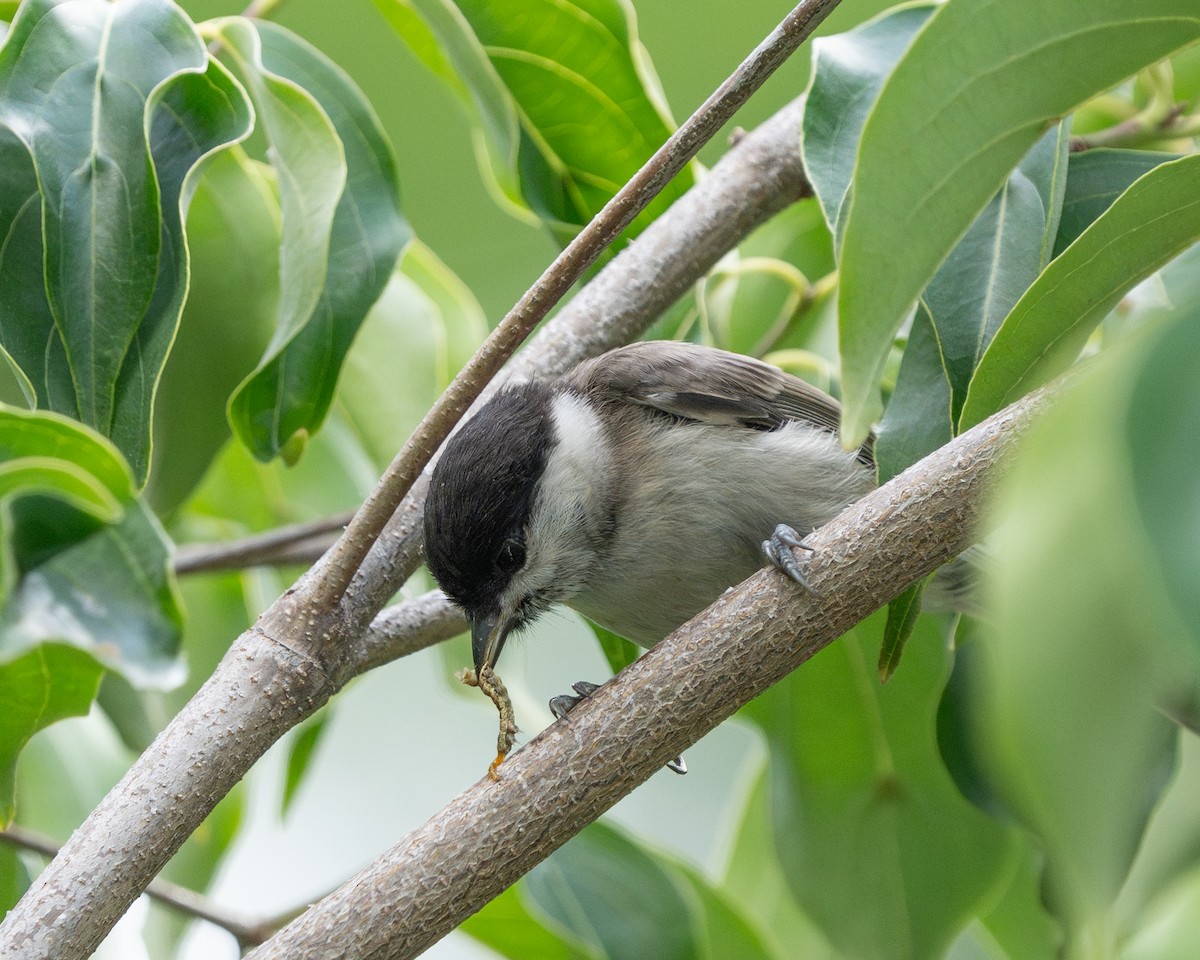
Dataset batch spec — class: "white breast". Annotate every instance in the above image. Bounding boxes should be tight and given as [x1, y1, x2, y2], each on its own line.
[569, 419, 874, 646]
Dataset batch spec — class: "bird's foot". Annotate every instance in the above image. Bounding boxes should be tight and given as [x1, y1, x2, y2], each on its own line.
[762, 523, 816, 590]
[549, 681, 687, 775]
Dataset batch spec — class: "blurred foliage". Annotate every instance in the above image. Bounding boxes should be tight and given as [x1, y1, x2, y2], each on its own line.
[0, 0, 1198, 958]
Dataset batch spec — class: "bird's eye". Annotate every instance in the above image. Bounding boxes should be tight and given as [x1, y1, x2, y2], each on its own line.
[496, 540, 526, 575]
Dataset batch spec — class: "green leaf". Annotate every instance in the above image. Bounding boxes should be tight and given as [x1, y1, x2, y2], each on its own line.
[461, 883, 590, 960]
[971, 845, 1060, 960]
[878, 579, 925, 683]
[874, 307, 952, 484]
[877, 123, 1069, 480]
[1054, 149, 1178, 256]
[220, 19, 409, 462]
[147, 147, 279, 514]
[523, 822, 700, 960]
[0, 405, 139, 537]
[742, 612, 1017, 960]
[0, 842, 31, 915]
[837, 0, 1200, 442]
[960, 155, 1200, 431]
[374, 0, 691, 245]
[972, 341, 1191, 939]
[673, 858, 779, 960]
[336, 240, 487, 471]
[723, 768, 837, 959]
[0, 494, 183, 688]
[0, 0, 253, 482]
[1126, 303, 1200, 651]
[282, 709, 329, 817]
[800, 3, 936, 240]
[0, 643, 105, 824]
[584, 618, 640, 675]
[509, 820, 779, 960]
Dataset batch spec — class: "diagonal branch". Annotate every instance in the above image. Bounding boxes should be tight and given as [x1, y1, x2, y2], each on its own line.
[245, 382, 1057, 960]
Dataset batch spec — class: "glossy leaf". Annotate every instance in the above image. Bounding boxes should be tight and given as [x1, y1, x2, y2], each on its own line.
[723, 768, 837, 959]
[460, 884, 588, 960]
[147, 148, 279, 513]
[837, 0, 1200, 442]
[1054, 149, 1178, 256]
[0, 0, 253, 482]
[1, 494, 183, 688]
[0, 643, 105, 824]
[801, 3, 935, 240]
[517, 820, 776, 960]
[523, 822, 699, 960]
[0, 405, 136, 539]
[960, 155, 1200, 430]
[972, 342, 1191, 940]
[876, 124, 1069, 480]
[0, 843, 30, 915]
[742, 612, 1017, 960]
[0, 412, 183, 688]
[218, 19, 409, 463]
[874, 307, 951, 485]
[878, 579, 924, 682]
[374, 0, 691, 245]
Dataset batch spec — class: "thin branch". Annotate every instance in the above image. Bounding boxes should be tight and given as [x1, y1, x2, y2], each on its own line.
[173, 513, 350, 575]
[245, 383, 1058, 960]
[0, 826, 279, 950]
[310, 0, 844, 607]
[0, 79, 822, 960]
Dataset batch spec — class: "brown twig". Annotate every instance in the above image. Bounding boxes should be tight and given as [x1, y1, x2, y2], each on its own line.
[309, 0, 844, 608]
[0, 826, 279, 950]
[173, 513, 350, 575]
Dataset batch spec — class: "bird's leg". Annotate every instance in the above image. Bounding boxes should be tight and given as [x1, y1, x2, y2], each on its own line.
[549, 681, 687, 774]
[762, 522, 816, 589]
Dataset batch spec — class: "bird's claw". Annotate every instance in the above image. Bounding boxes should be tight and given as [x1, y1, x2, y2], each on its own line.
[763, 522, 815, 590]
[549, 680, 687, 775]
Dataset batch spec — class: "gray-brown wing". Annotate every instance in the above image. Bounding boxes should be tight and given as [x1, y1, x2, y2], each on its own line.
[567, 341, 873, 465]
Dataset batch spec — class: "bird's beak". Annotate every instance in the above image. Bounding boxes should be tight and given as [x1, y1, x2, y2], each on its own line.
[471, 610, 513, 674]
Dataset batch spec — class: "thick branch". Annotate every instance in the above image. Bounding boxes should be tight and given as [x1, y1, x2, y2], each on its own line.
[0, 82, 821, 960]
[246, 384, 1054, 960]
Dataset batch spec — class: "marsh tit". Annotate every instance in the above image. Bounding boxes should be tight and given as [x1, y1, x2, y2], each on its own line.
[422, 340, 877, 676]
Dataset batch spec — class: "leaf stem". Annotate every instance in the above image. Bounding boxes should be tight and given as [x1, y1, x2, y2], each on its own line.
[308, 0, 846, 609]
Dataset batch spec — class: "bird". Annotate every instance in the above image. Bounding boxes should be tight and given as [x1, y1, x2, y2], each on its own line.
[422, 340, 876, 683]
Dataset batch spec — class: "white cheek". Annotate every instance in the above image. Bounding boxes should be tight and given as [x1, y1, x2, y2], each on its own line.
[515, 394, 611, 602]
